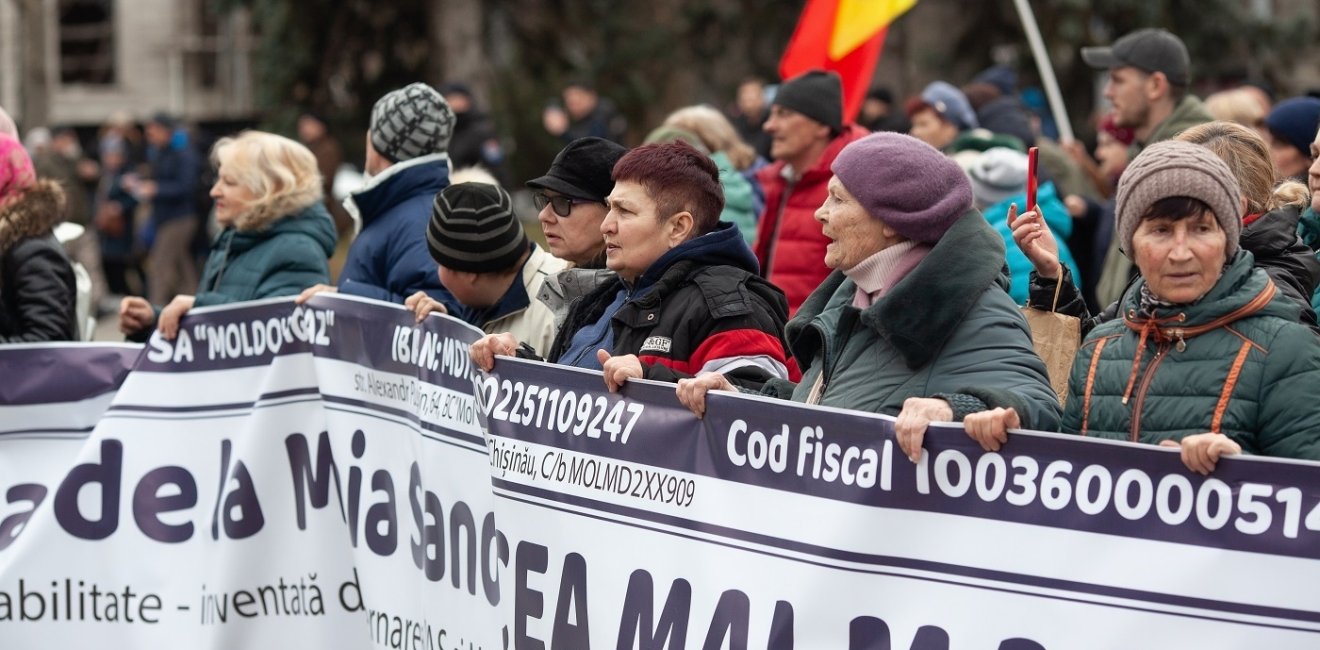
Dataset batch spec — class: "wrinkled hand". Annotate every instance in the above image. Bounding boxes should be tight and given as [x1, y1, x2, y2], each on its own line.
[296, 283, 337, 305]
[962, 407, 1019, 452]
[1007, 203, 1062, 279]
[676, 372, 735, 418]
[470, 332, 519, 372]
[404, 290, 447, 323]
[118, 296, 157, 336]
[1159, 434, 1242, 475]
[157, 295, 196, 341]
[895, 397, 954, 463]
[598, 350, 643, 393]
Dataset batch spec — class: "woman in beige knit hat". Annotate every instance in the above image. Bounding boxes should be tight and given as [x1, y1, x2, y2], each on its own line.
[963, 139, 1320, 475]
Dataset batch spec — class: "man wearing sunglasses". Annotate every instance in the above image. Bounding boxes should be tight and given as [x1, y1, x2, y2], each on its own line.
[462, 137, 625, 363]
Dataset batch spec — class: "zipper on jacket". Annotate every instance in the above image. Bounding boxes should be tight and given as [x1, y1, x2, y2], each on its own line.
[814, 322, 833, 398]
[1129, 342, 1169, 442]
[813, 310, 863, 402]
[1169, 328, 1186, 352]
[209, 233, 235, 292]
[806, 319, 836, 400]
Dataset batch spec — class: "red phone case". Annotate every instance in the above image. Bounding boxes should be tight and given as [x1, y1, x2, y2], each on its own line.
[1026, 146, 1039, 213]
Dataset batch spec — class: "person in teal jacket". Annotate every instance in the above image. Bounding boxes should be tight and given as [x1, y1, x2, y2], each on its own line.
[961, 147, 1083, 304]
[643, 124, 758, 245]
[1295, 122, 1320, 311]
[662, 105, 765, 245]
[964, 141, 1320, 475]
[119, 131, 336, 340]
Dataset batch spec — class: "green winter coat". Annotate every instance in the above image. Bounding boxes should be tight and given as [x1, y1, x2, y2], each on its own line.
[1063, 251, 1320, 459]
[194, 202, 337, 308]
[763, 211, 1062, 430]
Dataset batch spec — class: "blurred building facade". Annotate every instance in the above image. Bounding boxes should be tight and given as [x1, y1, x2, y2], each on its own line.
[0, 0, 255, 128]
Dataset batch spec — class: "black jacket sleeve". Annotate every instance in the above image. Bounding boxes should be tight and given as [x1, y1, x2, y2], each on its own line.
[0, 238, 78, 343]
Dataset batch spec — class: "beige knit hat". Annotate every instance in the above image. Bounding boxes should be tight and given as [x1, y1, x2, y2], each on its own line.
[1114, 140, 1242, 257]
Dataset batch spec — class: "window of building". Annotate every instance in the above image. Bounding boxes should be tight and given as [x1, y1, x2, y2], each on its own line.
[192, 1, 220, 89]
[59, 0, 116, 85]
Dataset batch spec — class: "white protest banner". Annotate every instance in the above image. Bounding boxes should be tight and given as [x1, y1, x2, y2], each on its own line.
[479, 358, 1320, 649]
[4, 295, 1320, 648]
[0, 296, 503, 649]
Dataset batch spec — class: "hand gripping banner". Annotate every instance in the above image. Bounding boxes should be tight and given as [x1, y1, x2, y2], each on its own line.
[3, 295, 1320, 648]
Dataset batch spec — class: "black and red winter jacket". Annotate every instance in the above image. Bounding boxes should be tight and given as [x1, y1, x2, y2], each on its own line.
[545, 221, 791, 388]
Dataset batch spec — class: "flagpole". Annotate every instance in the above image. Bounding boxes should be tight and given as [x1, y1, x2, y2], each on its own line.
[1011, 0, 1075, 143]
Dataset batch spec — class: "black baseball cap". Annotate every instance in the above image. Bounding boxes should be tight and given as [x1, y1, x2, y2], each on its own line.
[526, 137, 627, 202]
[1081, 28, 1190, 86]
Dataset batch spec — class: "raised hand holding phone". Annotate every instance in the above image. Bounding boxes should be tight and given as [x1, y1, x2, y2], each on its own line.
[1026, 146, 1038, 212]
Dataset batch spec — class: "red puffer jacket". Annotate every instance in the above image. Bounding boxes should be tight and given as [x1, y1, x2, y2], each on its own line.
[753, 124, 869, 315]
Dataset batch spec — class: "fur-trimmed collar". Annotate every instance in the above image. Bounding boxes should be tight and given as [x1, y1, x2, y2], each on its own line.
[0, 180, 65, 256]
[789, 209, 1005, 370]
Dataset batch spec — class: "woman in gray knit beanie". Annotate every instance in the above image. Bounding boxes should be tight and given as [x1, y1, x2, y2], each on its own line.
[962, 139, 1320, 476]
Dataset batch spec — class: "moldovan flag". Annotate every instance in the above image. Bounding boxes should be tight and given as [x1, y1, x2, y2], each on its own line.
[779, 0, 918, 121]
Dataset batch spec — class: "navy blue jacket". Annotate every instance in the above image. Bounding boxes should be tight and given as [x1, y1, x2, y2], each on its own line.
[147, 135, 200, 225]
[339, 157, 455, 304]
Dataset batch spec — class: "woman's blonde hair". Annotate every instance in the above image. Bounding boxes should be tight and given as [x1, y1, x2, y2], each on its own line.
[211, 131, 323, 231]
[1203, 89, 1266, 129]
[1175, 120, 1310, 214]
[663, 105, 758, 171]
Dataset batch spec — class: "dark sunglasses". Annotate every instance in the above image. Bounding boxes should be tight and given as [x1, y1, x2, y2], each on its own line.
[533, 192, 597, 217]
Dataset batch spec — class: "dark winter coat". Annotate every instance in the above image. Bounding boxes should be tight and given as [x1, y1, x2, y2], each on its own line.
[1063, 251, 1320, 459]
[1298, 206, 1320, 312]
[126, 201, 337, 343]
[0, 181, 77, 342]
[448, 111, 505, 182]
[1030, 205, 1320, 334]
[192, 202, 337, 308]
[146, 138, 201, 225]
[340, 156, 455, 305]
[763, 210, 1061, 430]
[545, 222, 790, 387]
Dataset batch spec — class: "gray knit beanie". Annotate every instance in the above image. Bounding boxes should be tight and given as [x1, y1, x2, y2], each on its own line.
[370, 83, 456, 163]
[773, 70, 844, 131]
[427, 182, 528, 274]
[1114, 140, 1242, 257]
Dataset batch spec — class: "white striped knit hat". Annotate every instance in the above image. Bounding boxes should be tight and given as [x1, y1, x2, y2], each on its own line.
[370, 83, 455, 162]
[427, 182, 528, 273]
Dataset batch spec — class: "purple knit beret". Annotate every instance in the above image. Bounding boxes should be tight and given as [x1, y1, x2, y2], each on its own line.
[830, 132, 973, 243]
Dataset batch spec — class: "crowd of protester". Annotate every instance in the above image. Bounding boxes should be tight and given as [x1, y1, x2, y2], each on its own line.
[4, 26, 1320, 475]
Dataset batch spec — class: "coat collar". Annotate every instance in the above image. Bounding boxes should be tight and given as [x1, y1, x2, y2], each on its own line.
[789, 209, 1005, 370]
[211, 201, 338, 258]
[343, 153, 450, 234]
[1121, 250, 1295, 331]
